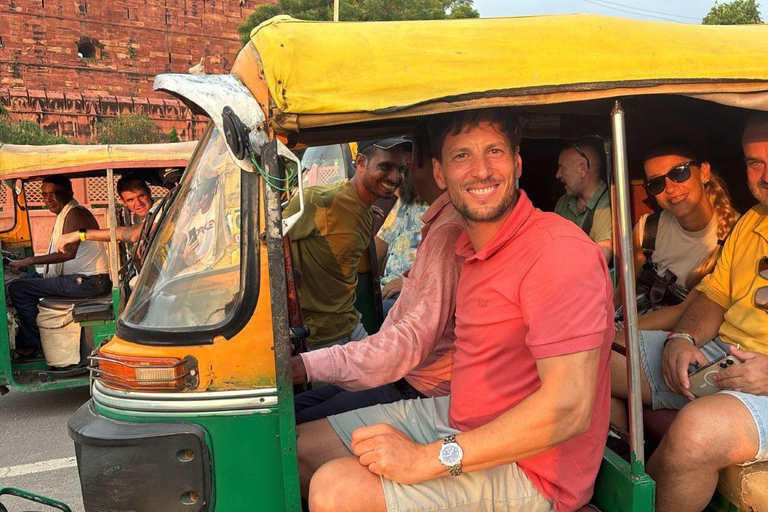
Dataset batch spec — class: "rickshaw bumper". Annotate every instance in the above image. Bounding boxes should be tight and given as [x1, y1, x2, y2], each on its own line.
[67, 401, 212, 512]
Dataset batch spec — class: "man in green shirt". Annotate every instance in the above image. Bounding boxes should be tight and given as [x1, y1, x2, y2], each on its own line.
[554, 140, 613, 263]
[284, 138, 411, 349]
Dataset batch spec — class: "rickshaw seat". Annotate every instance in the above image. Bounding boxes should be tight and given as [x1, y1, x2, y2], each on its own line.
[717, 460, 768, 511]
[39, 293, 114, 323]
[642, 406, 677, 447]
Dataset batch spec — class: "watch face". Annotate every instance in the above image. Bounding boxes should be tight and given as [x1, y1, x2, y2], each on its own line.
[439, 443, 463, 466]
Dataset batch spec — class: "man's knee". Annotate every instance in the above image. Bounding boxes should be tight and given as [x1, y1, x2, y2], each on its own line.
[309, 457, 383, 512]
[661, 394, 759, 468]
[8, 279, 27, 300]
[308, 459, 347, 512]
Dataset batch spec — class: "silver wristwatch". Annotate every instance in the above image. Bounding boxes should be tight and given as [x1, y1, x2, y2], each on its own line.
[438, 434, 463, 476]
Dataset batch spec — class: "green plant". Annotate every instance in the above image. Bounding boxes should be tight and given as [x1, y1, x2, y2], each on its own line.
[703, 0, 763, 24]
[127, 37, 136, 59]
[0, 117, 70, 144]
[95, 113, 166, 144]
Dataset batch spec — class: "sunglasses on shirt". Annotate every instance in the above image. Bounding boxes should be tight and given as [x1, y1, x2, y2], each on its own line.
[756, 256, 768, 314]
[643, 160, 698, 196]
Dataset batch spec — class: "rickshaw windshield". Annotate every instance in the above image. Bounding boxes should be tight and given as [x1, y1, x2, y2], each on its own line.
[301, 144, 350, 187]
[121, 125, 243, 332]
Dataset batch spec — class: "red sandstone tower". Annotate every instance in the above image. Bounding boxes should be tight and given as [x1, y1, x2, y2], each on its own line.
[0, 0, 264, 142]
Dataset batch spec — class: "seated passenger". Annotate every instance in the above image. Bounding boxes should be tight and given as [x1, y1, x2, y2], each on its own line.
[56, 174, 156, 248]
[9, 176, 111, 360]
[612, 114, 768, 512]
[283, 138, 410, 350]
[613, 144, 739, 314]
[374, 173, 428, 317]
[298, 108, 614, 512]
[292, 122, 464, 424]
[554, 139, 613, 262]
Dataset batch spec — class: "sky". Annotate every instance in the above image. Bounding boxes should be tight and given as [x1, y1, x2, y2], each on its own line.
[473, 0, 768, 23]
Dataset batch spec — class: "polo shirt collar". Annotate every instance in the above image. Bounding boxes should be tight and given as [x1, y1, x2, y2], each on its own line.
[421, 192, 453, 239]
[753, 204, 768, 242]
[585, 180, 608, 210]
[456, 190, 534, 261]
[422, 192, 451, 225]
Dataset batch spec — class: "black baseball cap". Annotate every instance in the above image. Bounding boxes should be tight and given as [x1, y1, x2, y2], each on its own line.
[357, 137, 412, 154]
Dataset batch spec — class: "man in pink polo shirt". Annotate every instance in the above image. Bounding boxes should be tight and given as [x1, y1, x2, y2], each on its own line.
[298, 108, 614, 512]
[291, 122, 465, 424]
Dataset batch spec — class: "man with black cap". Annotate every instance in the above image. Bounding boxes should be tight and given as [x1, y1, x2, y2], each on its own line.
[283, 137, 410, 350]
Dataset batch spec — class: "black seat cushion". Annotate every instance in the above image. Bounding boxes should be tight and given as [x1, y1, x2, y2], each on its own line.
[39, 293, 113, 312]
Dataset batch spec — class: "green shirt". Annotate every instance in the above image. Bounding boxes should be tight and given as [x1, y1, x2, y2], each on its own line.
[554, 180, 612, 243]
[283, 180, 372, 346]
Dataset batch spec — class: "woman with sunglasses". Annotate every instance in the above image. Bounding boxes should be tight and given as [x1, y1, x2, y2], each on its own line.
[614, 145, 739, 326]
[610, 146, 740, 433]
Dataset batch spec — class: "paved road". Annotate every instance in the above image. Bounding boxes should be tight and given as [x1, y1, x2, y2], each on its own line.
[0, 386, 89, 512]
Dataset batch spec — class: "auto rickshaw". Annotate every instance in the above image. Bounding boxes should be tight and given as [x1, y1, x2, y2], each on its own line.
[67, 14, 768, 511]
[0, 141, 194, 395]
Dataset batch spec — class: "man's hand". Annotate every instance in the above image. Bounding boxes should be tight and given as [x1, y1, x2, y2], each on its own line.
[56, 231, 80, 253]
[9, 257, 32, 273]
[371, 206, 386, 235]
[713, 345, 768, 396]
[291, 355, 308, 385]
[662, 337, 708, 400]
[350, 424, 436, 485]
[381, 277, 403, 300]
[181, 239, 200, 264]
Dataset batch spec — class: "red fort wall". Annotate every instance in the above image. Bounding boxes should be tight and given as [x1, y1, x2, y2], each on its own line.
[0, 0, 268, 142]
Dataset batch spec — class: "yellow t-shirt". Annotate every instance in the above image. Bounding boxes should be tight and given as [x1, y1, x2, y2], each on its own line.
[696, 205, 768, 353]
[283, 180, 372, 346]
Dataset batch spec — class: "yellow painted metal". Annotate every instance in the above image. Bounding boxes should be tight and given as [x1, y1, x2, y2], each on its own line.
[0, 142, 197, 179]
[250, 14, 768, 122]
[100, 186, 277, 390]
[0, 180, 32, 248]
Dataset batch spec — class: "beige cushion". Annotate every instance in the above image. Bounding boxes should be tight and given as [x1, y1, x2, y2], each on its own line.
[717, 461, 768, 511]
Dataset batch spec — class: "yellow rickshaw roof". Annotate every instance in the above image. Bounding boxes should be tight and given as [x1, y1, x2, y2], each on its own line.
[0, 141, 197, 179]
[251, 14, 768, 120]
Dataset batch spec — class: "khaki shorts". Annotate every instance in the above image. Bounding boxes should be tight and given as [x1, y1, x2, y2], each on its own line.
[328, 396, 554, 512]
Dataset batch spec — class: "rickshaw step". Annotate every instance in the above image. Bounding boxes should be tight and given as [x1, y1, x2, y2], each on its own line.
[13, 364, 88, 383]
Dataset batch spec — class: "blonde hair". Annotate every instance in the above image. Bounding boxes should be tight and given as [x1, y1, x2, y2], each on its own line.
[685, 172, 740, 289]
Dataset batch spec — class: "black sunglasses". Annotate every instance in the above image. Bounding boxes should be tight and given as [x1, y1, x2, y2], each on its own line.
[756, 256, 768, 314]
[643, 160, 698, 196]
[571, 143, 591, 169]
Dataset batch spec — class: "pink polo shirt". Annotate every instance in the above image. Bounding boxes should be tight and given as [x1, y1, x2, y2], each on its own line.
[302, 193, 465, 396]
[451, 191, 613, 512]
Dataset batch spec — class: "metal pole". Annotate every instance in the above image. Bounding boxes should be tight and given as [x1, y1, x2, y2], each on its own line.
[106, 169, 119, 286]
[611, 101, 646, 474]
[333, 0, 339, 21]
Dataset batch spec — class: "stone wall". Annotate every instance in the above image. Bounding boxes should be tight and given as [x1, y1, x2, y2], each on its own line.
[0, 0, 268, 142]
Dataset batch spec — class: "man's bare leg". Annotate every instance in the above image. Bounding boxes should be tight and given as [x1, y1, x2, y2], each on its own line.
[648, 394, 759, 512]
[297, 419, 353, 498]
[309, 457, 387, 512]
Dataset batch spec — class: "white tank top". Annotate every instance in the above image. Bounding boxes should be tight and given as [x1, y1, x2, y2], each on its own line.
[61, 207, 109, 276]
[637, 210, 718, 290]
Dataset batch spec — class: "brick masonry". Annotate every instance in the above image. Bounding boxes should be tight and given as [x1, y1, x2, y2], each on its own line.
[0, 0, 270, 142]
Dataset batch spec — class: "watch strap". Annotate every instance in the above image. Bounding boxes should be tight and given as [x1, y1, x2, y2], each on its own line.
[79, 228, 87, 242]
